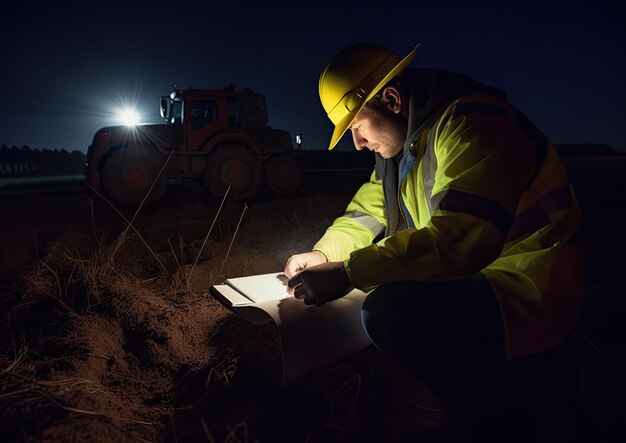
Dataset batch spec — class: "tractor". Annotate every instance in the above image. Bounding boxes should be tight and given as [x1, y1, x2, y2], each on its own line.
[85, 85, 300, 203]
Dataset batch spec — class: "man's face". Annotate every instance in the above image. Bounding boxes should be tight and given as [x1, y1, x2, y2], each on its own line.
[348, 101, 407, 159]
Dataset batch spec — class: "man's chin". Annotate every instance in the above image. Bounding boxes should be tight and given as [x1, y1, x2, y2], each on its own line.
[375, 145, 403, 159]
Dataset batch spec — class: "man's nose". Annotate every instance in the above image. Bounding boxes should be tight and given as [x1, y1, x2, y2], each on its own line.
[352, 131, 367, 151]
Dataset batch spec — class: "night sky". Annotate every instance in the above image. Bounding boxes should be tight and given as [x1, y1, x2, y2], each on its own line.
[1, 0, 624, 153]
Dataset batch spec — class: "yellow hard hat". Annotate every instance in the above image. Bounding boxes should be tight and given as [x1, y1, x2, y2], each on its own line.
[319, 43, 418, 150]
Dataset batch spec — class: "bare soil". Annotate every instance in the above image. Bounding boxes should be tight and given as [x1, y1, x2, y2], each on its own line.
[1, 164, 625, 443]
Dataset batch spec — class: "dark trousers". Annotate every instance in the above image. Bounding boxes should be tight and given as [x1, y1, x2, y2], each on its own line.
[361, 275, 539, 441]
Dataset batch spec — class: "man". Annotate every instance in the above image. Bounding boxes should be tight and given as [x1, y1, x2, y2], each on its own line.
[284, 43, 583, 439]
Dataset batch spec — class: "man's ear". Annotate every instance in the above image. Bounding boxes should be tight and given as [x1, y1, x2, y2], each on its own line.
[383, 87, 402, 114]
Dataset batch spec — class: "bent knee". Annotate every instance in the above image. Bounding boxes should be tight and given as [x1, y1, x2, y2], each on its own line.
[361, 283, 401, 329]
[361, 282, 427, 343]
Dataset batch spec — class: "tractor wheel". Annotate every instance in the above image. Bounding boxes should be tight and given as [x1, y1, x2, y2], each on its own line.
[203, 145, 261, 200]
[101, 146, 167, 204]
[264, 154, 300, 195]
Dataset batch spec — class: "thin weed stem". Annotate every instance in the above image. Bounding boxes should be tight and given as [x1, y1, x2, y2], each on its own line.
[327, 374, 361, 435]
[87, 148, 173, 273]
[169, 412, 179, 443]
[88, 198, 102, 252]
[224, 421, 248, 443]
[167, 237, 182, 273]
[293, 210, 302, 234]
[309, 201, 323, 225]
[39, 261, 80, 318]
[214, 203, 248, 284]
[109, 148, 175, 263]
[84, 183, 168, 274]
[31, 226, 39, 261]
[187, 185, 231, 286]
[200, 417, 217, 443]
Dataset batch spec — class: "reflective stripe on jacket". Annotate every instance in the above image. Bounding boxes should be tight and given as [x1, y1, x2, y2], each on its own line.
[313, 92, 583, 359]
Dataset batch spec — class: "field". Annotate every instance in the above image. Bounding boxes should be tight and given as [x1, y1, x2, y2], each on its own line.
[1, 159, 625, 442]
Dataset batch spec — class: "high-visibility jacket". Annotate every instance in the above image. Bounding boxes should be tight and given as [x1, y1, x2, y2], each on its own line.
[313, 91, 583, 359]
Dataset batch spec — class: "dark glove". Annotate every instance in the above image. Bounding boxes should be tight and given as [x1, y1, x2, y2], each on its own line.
[287, 261, 353, 306]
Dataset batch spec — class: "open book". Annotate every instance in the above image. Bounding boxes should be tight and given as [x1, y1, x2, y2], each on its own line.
[209, 272, 372, 384]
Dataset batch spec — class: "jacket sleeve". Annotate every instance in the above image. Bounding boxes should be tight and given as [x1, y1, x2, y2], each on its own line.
[345, 100, 537, 291]
[313, 170, 386, 262]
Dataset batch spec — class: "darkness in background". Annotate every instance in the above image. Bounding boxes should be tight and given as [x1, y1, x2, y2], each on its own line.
[1, 0, 624, 153]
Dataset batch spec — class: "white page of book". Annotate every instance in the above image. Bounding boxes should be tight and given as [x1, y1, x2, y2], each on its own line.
[226, 272, 290, 303]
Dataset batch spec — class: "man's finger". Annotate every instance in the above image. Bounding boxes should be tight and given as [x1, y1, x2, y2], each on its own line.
[293, 284, 307, 299]
[284, 262, 298, 278]
[287, 274, 302, 289]
[304, 294, 318, 306]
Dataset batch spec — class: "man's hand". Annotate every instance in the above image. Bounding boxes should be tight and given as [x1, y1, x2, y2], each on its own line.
[287, 261, 353, 307]
[283, 250, 328, 278]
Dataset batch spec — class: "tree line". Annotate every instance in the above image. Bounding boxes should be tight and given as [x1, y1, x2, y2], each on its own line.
[0, 145, 86, 177]
[0, 142, 619, 178]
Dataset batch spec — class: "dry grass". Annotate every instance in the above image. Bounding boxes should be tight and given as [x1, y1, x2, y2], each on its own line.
[0, 185, 350, 441]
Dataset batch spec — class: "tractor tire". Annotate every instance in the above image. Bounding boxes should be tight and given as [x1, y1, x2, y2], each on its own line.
[203, 145, 261, 200]
[264, 154, 300, 195]
[101, 145, 167, 204]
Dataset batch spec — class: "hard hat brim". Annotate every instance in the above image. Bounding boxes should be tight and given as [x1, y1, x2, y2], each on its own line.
[328, 46, 418, 150]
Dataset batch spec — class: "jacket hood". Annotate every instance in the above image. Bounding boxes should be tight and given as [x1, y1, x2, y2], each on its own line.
[403, 68, 508, 151]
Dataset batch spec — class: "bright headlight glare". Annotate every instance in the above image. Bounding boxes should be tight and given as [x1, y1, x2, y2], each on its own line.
[119, 108, 140, 126]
